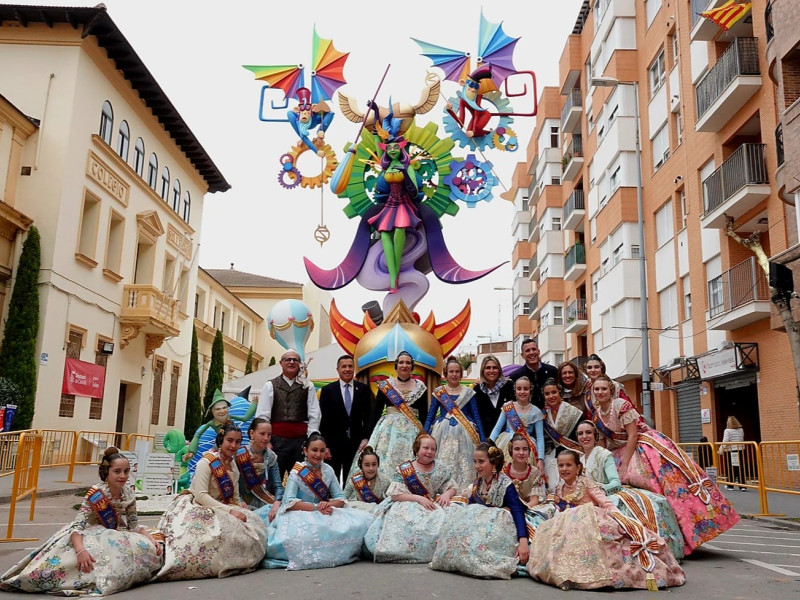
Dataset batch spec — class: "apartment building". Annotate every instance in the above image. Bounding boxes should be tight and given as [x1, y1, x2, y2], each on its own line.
[510, 0, 800, 442]
[0, 5, 228, 434]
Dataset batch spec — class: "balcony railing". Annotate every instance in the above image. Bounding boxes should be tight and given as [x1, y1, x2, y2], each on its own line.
[567, 298, 587, 323]
[121, 284, 179, 332]
[564, 242, 586, 272]
[707, 257, 770, 318]
[765, 1, 774, 43]
[561, 88, 583, 124]
[696, 38, 760, 119]
[530, 291, 539, 315]
[563, 134, 583, 165]
[528, 253, 538, 278]
[702, 144, 768, 214]
[563, 189, 585, 221]
[776, 123, 784, 167]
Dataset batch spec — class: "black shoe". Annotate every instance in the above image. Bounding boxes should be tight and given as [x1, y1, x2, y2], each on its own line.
[725, 486, 734, 490]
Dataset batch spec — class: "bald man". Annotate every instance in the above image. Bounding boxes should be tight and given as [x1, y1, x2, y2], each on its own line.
[256, 350, 320, 477]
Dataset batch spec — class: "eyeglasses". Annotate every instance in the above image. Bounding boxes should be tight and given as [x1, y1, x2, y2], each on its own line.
[465, 79, 480, 89]
[282, 358, 300, 363]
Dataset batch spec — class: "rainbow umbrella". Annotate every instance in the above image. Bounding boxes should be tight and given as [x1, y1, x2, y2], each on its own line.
[411, 38, 471, 84]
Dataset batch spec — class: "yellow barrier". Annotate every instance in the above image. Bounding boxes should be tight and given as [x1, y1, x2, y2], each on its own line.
[0, 432, 42, 542]
[66, 430, 128, 483]
[0, 429, 36, 478]
[759, 441, 800, 495]
[37, 429, 77, 469]
[126, 433, 155, 452]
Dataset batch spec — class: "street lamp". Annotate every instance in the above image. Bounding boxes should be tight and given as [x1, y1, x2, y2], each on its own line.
[590, 76, 652, 423]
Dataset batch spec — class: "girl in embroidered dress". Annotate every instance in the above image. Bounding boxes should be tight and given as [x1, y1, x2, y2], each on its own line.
[424, 357, 485, 488]
[1, 448, 163, 596]
[155, 422, 268, 581]
[345, 446, 392, 512]
[345, 351, 427, 492]
[430, 442, 529, 579]
[489, 377, 545, 472]
[584, 354, 630, 405]
[241, 418, 283, 520]
[529, 450, 685, 590]
[557, 360, 590, 415]
[263, 432, 374, 570]
[365, 433, 459, 563]
[541, 378, 583, 491]
[577, 420, 684, 560]
[504, 433, 546, 506]
[589, 375, 739, 554]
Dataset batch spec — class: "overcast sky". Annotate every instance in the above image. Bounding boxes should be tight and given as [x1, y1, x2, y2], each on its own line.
[40, 0, 585, 353]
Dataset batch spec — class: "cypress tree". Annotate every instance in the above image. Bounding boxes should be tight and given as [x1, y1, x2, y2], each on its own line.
[184, 326, 202, 438]
[0, 226, 41, 430]
[203, 329, 225, 411]
[245, 346, 254, 375]
[268, 356, 276, 367]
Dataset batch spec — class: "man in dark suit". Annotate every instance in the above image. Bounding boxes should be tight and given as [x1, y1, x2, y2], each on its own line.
[509, 338, 558, 411]
[319, 355, 374, 483]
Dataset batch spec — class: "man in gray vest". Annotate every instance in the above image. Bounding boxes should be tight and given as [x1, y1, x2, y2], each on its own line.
[256, 349, 320, 477]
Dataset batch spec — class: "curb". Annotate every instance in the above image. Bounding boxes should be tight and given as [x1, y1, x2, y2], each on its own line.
[743, 514, 800, 531]
[0, 485, 89, 505]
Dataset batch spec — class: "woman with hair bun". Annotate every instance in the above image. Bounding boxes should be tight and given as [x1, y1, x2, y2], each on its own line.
[263, 432, 374, 570]
[155, 421, 268, 581]
[1, 448, 162, 595]
[240, 418, 283, 519]
[430, 442, 531, 579]
[345, 446, 391, 512]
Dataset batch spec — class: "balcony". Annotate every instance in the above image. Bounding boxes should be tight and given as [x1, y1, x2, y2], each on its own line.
[695, 38, 761, 133]
[512, 209, 531, 241]
[528, 212, 540, 242]
[529, 290, 540, 320]
[564, 243, 586, 281]
[513, 277, 532, 299]
[528, 253, 539, 281]
[561, 135, 584, 182]
[565, 298, 588, 334]
[707, 257, 771, 330]
[120, 284, 180, 353]
[563, 188, 585, 232]
[700, 144, 770, 229]
[691, 0, 754, 42]
[561, 88, 583, 134]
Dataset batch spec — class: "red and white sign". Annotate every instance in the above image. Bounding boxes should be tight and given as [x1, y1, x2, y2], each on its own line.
[62, 358, 106, 398]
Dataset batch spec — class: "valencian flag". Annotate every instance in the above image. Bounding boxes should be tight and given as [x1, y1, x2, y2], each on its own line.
[700, 1, 752, 31]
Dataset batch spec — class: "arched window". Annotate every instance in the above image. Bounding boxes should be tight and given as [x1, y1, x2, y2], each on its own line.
[172, 179, 181, 212]
[133, 138, 145, 176]
[182, 191, 191, 223]
[116, 120, 130, 161]
[147, 153, 158, 189]
[160, 166, 170, 201]
[99, 101, 113, 144]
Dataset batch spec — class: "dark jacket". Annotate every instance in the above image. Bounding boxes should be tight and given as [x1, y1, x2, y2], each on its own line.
[319, 380, 374, 458]
[472, 379, 515, 440]
[509, 363, 559, 411]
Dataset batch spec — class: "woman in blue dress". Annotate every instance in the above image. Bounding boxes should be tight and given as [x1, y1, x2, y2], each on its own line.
[430, 442, 530, 579]
[263, 432, 374, 570]
[490, 377, 545, 475]
[424, 357, 485, 488]
[240, 418, 283, 521]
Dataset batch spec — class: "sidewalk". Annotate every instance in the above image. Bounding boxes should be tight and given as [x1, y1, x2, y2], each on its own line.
[0, 464, 97, 504]
[725, 487, 800, 519]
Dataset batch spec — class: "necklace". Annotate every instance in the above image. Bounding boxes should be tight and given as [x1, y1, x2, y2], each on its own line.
[446, 384, 461, 394]
[598, 401, 612, 416]
[397, 376, 412, 383]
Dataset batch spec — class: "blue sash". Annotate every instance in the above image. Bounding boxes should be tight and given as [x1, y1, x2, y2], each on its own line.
[87, 487, 118, 530]
[292, 462, 331, 501]
[543, 420, 582, 452]
[203, 451, 235, 504]
[502, 403, 539, 462]
[236, 447, 275, 504]
[554, 497, 578, 512]
[351, 472, 380, 503]
[468, 479, 487, 505]
[377, 379, 425, 432]
[398, 460, 430, 498]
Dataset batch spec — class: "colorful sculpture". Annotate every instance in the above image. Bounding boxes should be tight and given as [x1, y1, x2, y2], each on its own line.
[268, 299, 315, 363]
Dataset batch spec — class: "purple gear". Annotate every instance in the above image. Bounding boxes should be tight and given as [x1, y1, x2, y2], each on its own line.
[278, 167, 301, 189]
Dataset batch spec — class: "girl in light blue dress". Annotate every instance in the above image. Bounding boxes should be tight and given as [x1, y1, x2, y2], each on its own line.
[490, 377, 545, 475]
[261, 432, 374, 570]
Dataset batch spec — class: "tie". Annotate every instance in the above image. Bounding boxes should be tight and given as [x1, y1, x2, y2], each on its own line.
[344, 383, 353, 416]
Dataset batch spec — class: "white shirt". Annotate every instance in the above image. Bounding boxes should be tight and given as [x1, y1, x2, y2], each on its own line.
[339, 379, 355, 405]
[256, 375, 320, 435]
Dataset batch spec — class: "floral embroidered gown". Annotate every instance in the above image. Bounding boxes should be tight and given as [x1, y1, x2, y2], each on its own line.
[590, 396, 739, 554]
[263, 461, 374, 570]
[582, 445, 685, 560]
[364, 460, 460, 563]
[155, 451, 268, 580]
[430, 472, 529, 580]
[489, 401, 545, 466]
[424, 385, 485, 489]
[238, 445, 284, 511]
[542, 400, 583, 490]
[528, 476, 685, 590]
[0, 483, 162, 595]
[344, 470, 392, 513]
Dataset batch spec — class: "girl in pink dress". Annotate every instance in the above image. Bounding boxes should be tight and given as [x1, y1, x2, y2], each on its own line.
[588, 374, 739, 554]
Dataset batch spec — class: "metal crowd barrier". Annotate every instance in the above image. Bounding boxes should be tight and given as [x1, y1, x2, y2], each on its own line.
[0, 429, 35, 478]
[65, 430, 129, 483]
[0, 432, 42, 542]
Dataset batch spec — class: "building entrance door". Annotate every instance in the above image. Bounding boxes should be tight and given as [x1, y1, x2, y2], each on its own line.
[713, 372, 760, 442]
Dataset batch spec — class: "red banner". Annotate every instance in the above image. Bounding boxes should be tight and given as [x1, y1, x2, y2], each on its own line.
[62, 358, 106, 399]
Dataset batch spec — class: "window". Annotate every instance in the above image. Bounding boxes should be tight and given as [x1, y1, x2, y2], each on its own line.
[167, 364, 180, 427]
[77, 190, 101, 266]
[551, 176, 561, 185]
[195, 290, 206, 319]
[540, 267, 550, 283]
[553, 305, 564, 326]
[659, 284, 678, 328]
[676, 109, 683, 146]
[183, 191, 191, 222]
[652, 125, 669, 170]
[655, 200, 674, 247]
[151, 358, 165, 426]
[649, 50, 666, 97]
[587, 103, 594, 133]
[553, 353, 565, 365]
[708, 276, 724, 315]
[523, 302, 530, 316]
[781, 46, 800, 109]
[671, 34, 679, 65]
[163, 254, 176, 293]
[99, 100, 113, 144]
[104, 209, 125, 277]
[550, 126, 559, 148]
[592, 271, 599, 300]
[682, 276, 692, 319]
[631, 244, 640, 258]
[679, 190, 687, 229]
[612, 243, 623, 265]
[541, 311, 550, 329]
[585, 57, 593, 91]
[116, 120, 130, 161]
[609, 165, 621, 193]
[160, 167, 170, 201]
[172, 179, 181, 212]
[601, 257, 610, 275]
[608, 103, 618, 124]
[522, 264, 530, 277]
[552, 216, 562, 231]
[91, 341, 109, 420]
[147, 153, 158, 189]
[645, 0, 661, 28]
[133, 138, 145, 176]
